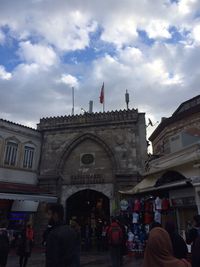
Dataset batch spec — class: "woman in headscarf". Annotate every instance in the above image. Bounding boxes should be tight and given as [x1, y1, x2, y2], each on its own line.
[142, 227, 191, 267]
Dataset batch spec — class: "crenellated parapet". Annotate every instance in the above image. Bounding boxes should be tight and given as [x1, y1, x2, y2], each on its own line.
[37, 109, 141, 130]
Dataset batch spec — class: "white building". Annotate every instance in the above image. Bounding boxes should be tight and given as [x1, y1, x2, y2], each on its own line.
[0, 119, 56, 230]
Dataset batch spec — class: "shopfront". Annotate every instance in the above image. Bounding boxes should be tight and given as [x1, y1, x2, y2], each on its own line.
[118, 190, 176, 255]
[0, 191, 57, 238]
[169, 187, 198, 238]
[118, 173, 199, 255]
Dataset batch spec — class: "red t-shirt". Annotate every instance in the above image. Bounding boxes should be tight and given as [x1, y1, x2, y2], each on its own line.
[133, 199, 141, 212]
[144, 213, 153, 224]
[162, 199, 170, 211]
[144, 201, 153, 213]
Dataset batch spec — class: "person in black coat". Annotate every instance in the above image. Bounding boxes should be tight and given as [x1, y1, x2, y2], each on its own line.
[70, 219, 81, 267]
[46, 204, 78, 267]
[0, 222, 9, 267]
[165, 221, 188, 259]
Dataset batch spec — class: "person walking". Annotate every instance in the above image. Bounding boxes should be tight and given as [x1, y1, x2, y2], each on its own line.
[17, 223, 34, 267]
[186, 215, 200, 267]
[143, 227, 191, 267]
[0, 222, 9, 267]
[116, 218, 127, 266]
[42, 224, 52, 247]
[45, 203, 78, 267]
[165, 221, 188, 259]
[107, 217, 123, 267]
[95, 219, 103, 251]
[82, 222, 92, 251]
[101, 221, 109, 251]
[70, 219, 81, 267]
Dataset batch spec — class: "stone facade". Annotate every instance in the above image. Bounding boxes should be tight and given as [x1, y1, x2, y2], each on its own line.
[149, 95, 200, 155]
[38, 109, 147, 212]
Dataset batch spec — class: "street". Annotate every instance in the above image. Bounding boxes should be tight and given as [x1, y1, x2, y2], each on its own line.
[7, 250, 143, 267]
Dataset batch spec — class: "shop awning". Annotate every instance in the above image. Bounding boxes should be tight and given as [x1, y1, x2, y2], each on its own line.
[119, 177, 189, 195]
[119, 175, 158, 195]
[0, 182, 57, 203]
[0, 192, 57, 203]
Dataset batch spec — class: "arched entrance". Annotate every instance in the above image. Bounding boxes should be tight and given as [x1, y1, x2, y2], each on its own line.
[66, 189, 110, 224]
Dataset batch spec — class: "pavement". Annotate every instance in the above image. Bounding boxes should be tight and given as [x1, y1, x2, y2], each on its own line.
[6, 249, 143, 267]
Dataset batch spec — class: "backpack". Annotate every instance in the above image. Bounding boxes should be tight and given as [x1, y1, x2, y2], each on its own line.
[108, 225, 123, 245]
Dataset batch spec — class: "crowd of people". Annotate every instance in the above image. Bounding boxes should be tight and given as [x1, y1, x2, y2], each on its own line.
[0, 203, 200, 267]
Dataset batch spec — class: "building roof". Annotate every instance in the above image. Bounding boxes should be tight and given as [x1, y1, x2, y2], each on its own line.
[149, 95, 200, 141]
[0, 118, 38, 132]
[38, 109, 142, 131]
[173, 95, 200, 116]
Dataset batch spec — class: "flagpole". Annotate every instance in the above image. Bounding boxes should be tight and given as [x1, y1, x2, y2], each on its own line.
[72, 87, 74, 115]
[103, 85, 105, 112]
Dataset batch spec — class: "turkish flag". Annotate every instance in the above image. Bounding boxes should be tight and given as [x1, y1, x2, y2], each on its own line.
[99, 82, 104, 104]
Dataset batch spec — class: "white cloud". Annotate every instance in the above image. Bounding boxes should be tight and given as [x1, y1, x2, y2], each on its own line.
[101, 18, 138, 48]
[0, 0, 194, 50]
[0, 29, 5, 44]
[178, 0, 197, 15]
[0, 0, 200, 135]
[192, 23, 200, 43]
[58, 74, 79, 88]
[18, 41, 58, 67]
[0, 66, 12, 80]
[145, 20, 171, 39]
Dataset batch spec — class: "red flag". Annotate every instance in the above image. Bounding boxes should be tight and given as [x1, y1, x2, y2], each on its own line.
[99, 82, 104, 104]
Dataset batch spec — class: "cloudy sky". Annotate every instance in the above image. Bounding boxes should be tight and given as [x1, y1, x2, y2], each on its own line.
[0, 0, 200, 137]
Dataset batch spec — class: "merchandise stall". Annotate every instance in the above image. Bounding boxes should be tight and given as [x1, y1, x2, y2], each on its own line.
[118, 193, 174, 256]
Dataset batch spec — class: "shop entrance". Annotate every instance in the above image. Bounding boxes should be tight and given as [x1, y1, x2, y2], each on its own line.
[66, 189, 110, 225]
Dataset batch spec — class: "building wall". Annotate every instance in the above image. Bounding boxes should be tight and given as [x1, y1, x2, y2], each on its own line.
[152, 111, 200, 155]
[0, 120, 41, 185]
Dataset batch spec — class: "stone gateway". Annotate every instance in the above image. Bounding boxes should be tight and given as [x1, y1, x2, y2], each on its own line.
[37, 109, 147, 222]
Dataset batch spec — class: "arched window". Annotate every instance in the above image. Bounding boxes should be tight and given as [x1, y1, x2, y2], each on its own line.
[23, 144, 35, 169]
[4, 139, 19, 166]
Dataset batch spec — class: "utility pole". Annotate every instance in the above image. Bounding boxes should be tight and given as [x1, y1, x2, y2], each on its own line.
[125, 89, 129, 110]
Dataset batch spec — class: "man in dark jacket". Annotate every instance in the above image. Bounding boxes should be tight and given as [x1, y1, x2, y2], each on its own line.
[46, 204, 78, 267]
[186, 215, 200, 267]
[0, 221, 9, 267]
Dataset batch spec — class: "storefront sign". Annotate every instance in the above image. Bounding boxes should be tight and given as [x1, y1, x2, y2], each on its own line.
[11, 200, 39, 212]
[171, 196, 195, 207]
[70, 173, 104, 184]
[120, 199, 129, 211]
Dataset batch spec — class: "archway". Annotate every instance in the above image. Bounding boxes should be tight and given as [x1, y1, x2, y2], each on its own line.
[66, 189, 110, 225]
[57, 132, 118, 174]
